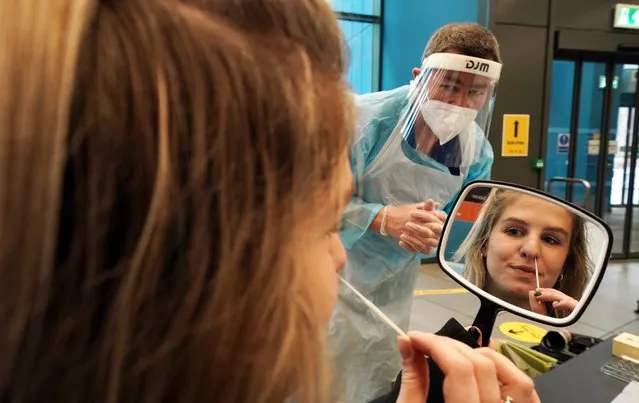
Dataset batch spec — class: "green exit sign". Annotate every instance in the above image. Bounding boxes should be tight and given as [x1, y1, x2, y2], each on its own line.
[614, 4, 639, 29]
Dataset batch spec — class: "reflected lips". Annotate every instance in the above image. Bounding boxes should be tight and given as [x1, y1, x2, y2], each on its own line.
[510, 265, 537, 277]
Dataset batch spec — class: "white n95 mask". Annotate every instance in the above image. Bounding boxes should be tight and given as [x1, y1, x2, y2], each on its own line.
[420, 100, 478, 145]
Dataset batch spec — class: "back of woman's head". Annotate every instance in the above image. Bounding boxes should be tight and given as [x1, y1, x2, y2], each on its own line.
[0, 0, 351, 402]
[190, 0, 347, 76]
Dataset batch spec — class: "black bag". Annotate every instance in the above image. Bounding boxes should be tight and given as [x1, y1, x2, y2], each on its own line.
[369, 318, 480, 403]
[531, 330, 603, 365]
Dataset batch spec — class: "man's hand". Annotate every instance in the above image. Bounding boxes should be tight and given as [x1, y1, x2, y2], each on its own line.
[379, 202, 423, 239]
[397, 200, 446, 254]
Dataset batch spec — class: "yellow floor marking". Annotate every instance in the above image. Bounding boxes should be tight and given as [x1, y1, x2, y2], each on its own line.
[414, 288, 469, 296]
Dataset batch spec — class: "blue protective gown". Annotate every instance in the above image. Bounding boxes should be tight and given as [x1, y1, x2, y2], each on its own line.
[327, 85, 494, 402]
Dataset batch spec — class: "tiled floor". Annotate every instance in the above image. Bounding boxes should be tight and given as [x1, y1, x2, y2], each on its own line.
[409, 261, 639, 346]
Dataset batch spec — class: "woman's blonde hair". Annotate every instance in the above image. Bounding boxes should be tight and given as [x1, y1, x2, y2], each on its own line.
[0, 1, 351, 402]
[455, 189, 593, 300]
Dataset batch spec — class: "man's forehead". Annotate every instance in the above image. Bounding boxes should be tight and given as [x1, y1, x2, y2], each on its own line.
[434, 70, 491, 85]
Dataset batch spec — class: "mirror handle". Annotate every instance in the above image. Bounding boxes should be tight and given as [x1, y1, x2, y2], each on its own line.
[471, 298, 502, 347]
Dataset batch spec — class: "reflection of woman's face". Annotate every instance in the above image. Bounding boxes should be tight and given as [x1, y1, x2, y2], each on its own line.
[484, 194, 572, 301]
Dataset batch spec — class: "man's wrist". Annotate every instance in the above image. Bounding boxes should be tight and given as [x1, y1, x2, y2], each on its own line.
[379, 207, 389, 236]
[369, 206, 388, 232]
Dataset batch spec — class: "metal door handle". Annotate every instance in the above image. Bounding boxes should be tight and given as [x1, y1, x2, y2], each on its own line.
[547, 177, 592, 210]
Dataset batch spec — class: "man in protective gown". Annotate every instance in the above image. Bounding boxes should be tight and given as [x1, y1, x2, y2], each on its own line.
[328, 23, 503, 402]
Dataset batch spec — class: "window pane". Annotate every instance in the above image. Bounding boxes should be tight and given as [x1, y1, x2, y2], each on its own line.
[330, 0, 381, 16]
[339, 20, 380, 94]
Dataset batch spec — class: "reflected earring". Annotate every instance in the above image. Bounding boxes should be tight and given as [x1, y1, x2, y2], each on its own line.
[554, 272, 565, 289]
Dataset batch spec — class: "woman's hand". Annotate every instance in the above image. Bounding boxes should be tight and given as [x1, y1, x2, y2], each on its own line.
[397, 200, 447, 255]
[465, 326, 498, 350]
[528, 288, 578, 316]
[397, 332, 540, 403]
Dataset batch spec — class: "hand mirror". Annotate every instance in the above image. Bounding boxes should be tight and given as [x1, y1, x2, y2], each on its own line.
[437, 180, 613, 345]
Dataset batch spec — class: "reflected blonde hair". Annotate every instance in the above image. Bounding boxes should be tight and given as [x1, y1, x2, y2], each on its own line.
[0, 0, 351, 402]
[454, 189, 593, 300]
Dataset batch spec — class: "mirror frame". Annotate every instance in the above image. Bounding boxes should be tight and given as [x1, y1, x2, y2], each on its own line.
[436, 180, 614, 327]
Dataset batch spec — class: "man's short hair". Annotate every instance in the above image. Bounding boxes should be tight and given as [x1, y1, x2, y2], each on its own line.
[422, 23, 501, 63]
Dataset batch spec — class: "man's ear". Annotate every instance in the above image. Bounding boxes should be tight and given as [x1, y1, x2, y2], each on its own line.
[412, 67, 421, 79]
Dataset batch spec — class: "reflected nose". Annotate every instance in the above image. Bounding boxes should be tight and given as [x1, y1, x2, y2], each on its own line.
[520, 236, 541, 260]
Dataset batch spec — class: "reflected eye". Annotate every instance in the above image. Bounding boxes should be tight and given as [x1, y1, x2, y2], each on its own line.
[505, 227, 524, 237]
[542, 235, 561, 246]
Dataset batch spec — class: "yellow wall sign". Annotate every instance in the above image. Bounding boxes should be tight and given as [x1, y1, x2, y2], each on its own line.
[502, 114, 530, 157]
[499, 321, 547, 344]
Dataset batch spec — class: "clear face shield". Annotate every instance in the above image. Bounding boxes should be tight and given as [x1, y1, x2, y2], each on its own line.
[402, 53, 502, 171]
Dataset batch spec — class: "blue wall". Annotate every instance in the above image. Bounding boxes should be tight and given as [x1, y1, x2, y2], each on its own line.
[381, 0, 480, 91]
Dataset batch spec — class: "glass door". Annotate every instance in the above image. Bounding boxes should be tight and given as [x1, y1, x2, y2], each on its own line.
[612, 65, 639, 257]
[545, 59, 639, 258]
[599, 63, 633, 257]
[574, 61, 607, 215]
[544, 60, 604, 213]
[545, 60, 576, 202]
